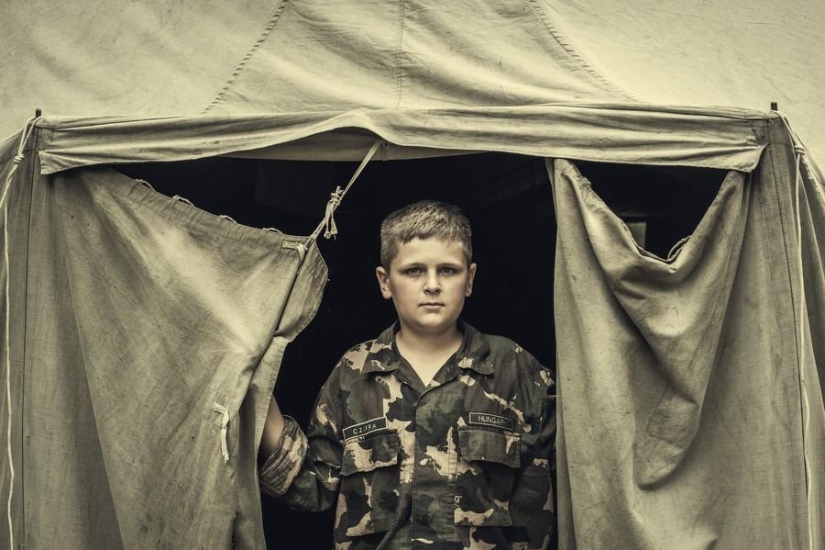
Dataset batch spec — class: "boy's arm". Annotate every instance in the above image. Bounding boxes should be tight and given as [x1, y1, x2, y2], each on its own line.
[259, 395, 286, 459]
[258, 395, 310, 502]
[258, 383, 343, 513]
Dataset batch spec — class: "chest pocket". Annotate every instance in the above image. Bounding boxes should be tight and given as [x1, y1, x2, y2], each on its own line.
[452, 426, 521, 527]
[339, 431, 400, 538]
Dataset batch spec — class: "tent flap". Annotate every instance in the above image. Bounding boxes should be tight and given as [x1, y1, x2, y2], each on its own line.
[5, 164, 327, 548]
[552, 122, 825, 548]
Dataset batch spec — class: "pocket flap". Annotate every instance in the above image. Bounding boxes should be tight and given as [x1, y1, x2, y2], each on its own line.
[341, 431, 399, 476]
[458, 427, 520, 468]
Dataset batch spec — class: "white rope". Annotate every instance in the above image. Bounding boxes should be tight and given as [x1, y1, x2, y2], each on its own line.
[3, 176, 12, 550]
[310, 139, 384, 242]
[0, 120, 38, 214]
[2, 116, 39, 550]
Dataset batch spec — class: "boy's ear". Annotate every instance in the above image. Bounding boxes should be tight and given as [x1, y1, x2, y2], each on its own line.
[376, 266, 392, 299]
[465, 262, 478, 297]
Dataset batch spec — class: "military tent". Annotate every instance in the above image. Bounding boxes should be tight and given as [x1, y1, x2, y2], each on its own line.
[0, 1, 823, 549]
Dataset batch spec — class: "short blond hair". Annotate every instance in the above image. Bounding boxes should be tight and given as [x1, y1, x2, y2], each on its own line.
[379, 200, 473, 268]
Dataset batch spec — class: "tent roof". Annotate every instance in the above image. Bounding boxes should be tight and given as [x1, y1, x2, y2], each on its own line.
[201, 0, 637, 114]
[1, 0, 822, 166]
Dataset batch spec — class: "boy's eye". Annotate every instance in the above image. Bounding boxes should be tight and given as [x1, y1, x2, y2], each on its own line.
[399, 266, 461, 276]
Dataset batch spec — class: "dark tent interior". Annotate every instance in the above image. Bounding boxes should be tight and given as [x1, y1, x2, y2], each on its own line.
[116, 152, 724, 548]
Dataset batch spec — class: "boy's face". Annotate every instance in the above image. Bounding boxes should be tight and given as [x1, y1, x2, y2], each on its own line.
[376, 237, 476, 339]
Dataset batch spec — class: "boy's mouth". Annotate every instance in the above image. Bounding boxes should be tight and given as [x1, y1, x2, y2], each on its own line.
[420, 302, 444, 307]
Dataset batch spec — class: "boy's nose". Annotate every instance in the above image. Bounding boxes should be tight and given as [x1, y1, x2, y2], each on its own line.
[424, 272, 441, 293]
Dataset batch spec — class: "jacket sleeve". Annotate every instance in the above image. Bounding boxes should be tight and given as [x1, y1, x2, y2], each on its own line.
[259, 373, 344, 513]
[509, 366, 556, 549]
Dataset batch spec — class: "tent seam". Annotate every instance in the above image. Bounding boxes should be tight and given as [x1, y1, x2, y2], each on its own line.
[202, 0, 290, 114]
[524, 0, 642, 103]
[3, 118, 40, 550]
[785, 124, 815, 550]
[20, 126, 41, 550]
[393, 0, 407, 109]
[765, 125, 807, 550]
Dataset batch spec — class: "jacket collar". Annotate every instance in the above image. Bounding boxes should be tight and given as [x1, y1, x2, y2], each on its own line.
[362, 320, 493, 375]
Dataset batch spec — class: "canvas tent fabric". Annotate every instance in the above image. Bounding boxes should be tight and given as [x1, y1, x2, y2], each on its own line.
[0, 0, 823, 548]
[1, 0, 823, 168]
[551, 151, 825, 548]
[200, 0, 637, 114]
[2, 111, 823, 550]
[32, 105, 769, 173]
[0, 136, 329, 548]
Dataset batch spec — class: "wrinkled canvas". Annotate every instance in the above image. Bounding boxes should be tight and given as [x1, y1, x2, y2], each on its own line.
[1, 0, 823, 169]
[551, 130, 825, 549]
[0, 157, 327, 549]
[0, 62, 822, 548]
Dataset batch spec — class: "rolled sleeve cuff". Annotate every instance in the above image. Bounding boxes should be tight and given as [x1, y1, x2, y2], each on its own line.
[258, 416, 308, 498]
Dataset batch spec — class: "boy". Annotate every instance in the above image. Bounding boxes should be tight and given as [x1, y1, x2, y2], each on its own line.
[259, 200, 555, 549]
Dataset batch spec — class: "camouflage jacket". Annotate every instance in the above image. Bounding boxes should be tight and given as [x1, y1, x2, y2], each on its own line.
[259, 321, 556, 549]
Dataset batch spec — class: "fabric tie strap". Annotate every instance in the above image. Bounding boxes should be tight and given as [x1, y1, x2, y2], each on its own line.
[212, 403, 231, 463]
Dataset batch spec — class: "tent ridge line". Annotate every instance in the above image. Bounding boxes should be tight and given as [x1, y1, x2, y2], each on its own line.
[31, 102, 771, 128]
[524, 0, 641, 104]
[202, 0, 290, 114]
[393, 0, 406, 110]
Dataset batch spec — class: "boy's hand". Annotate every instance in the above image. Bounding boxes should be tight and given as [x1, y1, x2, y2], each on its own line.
[259, 395, 286, 458]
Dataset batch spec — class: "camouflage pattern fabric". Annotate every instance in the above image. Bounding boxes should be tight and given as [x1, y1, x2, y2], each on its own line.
[260, 321, 556, 549]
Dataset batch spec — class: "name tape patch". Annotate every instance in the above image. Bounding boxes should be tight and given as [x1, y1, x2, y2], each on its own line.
[469, 412, 515, 431]
[343, 417, 388, 440]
